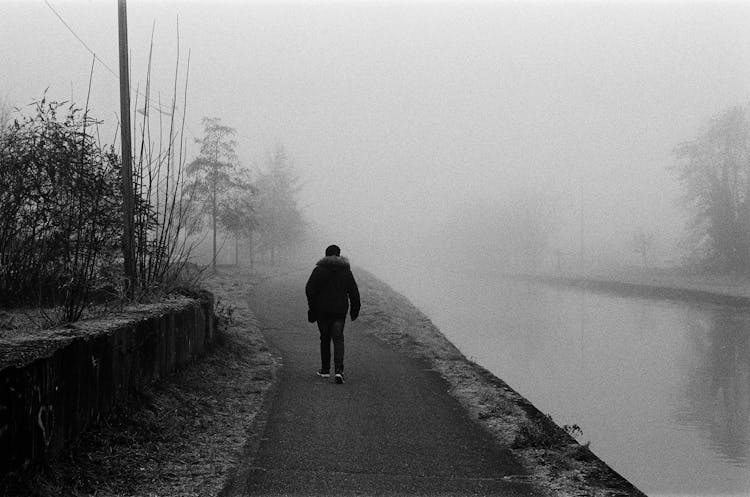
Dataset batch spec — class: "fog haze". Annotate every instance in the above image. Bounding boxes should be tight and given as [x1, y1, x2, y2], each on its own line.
[6, 3, 750, 493]
[3, 1, 750, 275]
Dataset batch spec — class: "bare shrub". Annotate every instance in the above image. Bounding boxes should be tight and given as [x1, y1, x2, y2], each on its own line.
[128, 36, 201, 298]
[0, 39, 204, 324]
[0, 97, 121, 320]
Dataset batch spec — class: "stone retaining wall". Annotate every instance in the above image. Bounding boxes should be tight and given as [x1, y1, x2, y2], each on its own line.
[0, 293, 214, 475]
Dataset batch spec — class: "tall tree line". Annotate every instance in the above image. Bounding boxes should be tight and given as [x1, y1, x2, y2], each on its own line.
[185, 118, 306, 268]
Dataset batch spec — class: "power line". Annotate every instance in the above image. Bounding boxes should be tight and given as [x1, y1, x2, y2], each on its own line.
[42, 0, 198, 140]
[43, 0, 118, 79]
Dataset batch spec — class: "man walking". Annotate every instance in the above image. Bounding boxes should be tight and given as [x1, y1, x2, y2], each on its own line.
[305, 244, 360, 384]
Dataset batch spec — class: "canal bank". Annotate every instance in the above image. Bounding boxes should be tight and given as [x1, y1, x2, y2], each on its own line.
[236, 265, 644, 497]
[374, 264, 750, 496]
[352, 268, 645, 497]
[523, 268, 750, 308]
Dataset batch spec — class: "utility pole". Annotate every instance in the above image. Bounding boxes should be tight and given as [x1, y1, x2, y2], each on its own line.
[579, 175, 584, 275]
[118, 0, 136, 295]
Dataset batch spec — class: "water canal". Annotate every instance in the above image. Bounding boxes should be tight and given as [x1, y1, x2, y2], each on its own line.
[380, 266, 750, 496]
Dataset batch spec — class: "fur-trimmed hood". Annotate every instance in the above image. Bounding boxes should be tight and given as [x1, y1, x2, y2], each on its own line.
[316, 255, 350, 270]
[306, 254, 361, 320]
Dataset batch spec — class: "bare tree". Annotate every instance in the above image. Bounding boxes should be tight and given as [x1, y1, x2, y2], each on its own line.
[184, 117, 240, 271]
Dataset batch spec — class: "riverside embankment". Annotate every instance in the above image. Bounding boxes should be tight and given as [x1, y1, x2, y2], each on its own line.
[235, 266, 644, 497]
[379, 265, 750, 495]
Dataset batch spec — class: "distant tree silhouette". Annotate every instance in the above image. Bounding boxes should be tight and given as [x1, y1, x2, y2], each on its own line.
[254, 145, 305, 264]
[218, 170, 257, 266]
[444, 190, 558, 274]
[672, 106, 750, 271]
[632, 228, 655, 268]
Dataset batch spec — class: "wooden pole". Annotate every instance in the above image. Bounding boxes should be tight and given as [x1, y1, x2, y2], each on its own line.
[579, 176, 584, 274]
[118, 0, 136, 295]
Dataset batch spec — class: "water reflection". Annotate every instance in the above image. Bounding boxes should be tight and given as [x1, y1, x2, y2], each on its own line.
[677, 308, 750, 465]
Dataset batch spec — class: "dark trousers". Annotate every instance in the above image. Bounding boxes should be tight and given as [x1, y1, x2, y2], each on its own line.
[317, 317, 345, 373]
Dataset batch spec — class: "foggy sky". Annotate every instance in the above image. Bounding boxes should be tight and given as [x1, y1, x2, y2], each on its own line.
[3, 0, 750, 274]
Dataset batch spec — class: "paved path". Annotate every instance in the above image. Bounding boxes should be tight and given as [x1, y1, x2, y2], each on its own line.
[234, 269, 542, 496]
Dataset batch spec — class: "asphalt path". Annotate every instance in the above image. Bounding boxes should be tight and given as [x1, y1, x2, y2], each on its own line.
[235, 269, 543, 496]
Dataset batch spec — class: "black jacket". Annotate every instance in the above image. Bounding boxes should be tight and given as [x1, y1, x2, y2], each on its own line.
[305, 256, 361, 321]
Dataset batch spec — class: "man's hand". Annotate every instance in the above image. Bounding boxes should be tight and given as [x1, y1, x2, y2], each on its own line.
[350, 309, 359, 321]
[307, 309, 316, 323]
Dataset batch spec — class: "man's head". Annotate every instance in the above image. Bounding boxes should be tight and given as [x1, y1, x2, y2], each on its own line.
[325, 244, 341, 257]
